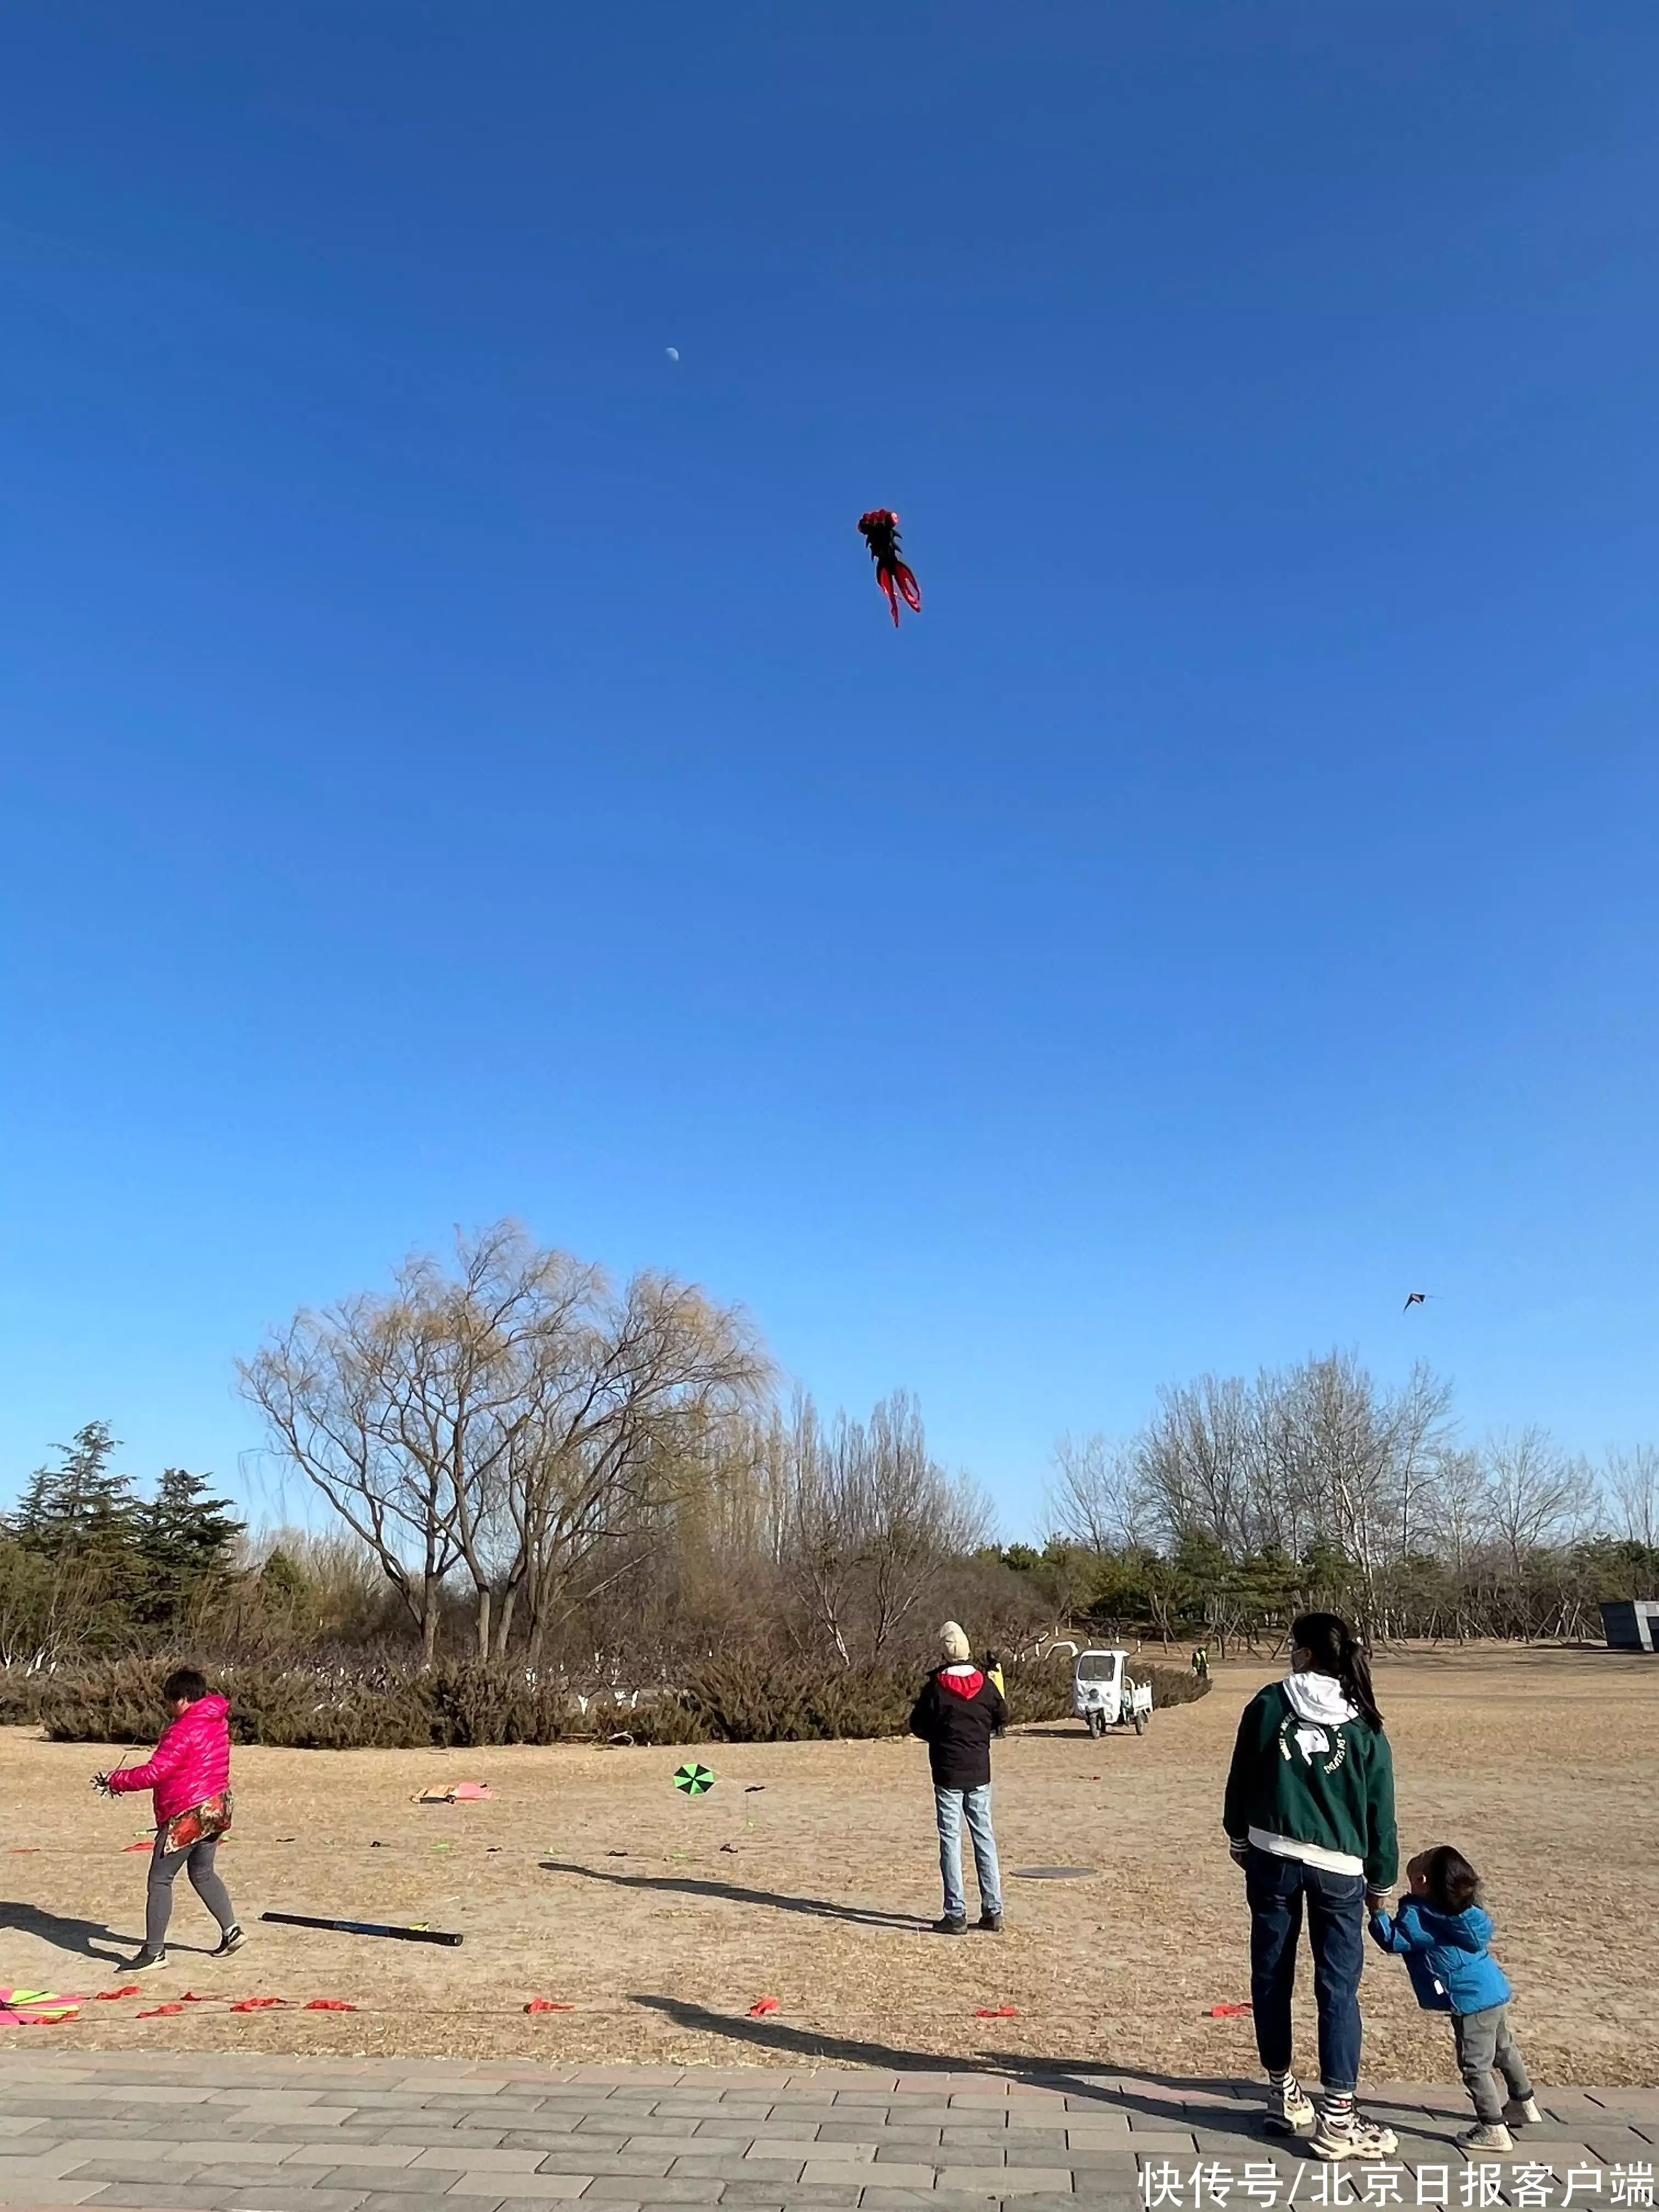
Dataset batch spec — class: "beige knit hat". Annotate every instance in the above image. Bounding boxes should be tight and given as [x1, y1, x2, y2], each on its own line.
[938, 1620, 972, 1664]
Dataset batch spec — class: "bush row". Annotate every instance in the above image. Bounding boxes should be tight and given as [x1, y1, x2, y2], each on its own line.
[0, 1649, 1207, 1750]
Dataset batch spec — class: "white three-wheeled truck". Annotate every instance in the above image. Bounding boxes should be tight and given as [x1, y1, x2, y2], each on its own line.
[1073, 1647, 1153, 1737]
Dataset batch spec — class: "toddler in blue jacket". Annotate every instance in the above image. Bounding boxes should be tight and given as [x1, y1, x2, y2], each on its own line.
[1369, 1844, 1543, 2151]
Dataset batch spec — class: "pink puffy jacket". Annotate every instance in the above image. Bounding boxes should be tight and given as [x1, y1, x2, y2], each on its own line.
[108, 1693, 232, 1825]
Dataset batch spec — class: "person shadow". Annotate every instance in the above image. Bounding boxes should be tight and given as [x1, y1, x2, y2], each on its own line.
[539, 1859, 932, 1931]
[627, 1995, 1467, 2157]
[628, 1999, 1469, 2150]
[0, 1901, 132, 1968]
[628, 1991, 1267, 2131]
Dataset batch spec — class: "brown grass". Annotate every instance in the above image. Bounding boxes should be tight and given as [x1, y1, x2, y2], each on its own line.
[1, 1646, 1651, 2085]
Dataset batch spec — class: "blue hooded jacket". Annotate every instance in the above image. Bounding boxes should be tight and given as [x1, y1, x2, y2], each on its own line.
[1368, 1897, 1511, 2015]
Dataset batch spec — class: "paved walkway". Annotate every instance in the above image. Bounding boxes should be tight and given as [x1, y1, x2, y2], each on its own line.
[0, 2056, 1652, 2212]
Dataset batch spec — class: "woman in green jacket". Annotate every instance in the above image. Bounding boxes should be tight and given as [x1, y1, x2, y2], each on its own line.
[1223, 1612, 1398, 2163]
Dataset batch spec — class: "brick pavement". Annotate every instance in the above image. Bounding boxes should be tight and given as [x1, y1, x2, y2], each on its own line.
[0, 2057, 1652, 2212]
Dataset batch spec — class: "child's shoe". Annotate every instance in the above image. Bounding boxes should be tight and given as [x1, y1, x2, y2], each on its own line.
[1458, 2121, 1514, 2154]
[1310, 2110, 1400, 2160]
[210, 1925, 245, 1957]
[126, 1948, 167, 1973]
[1504, 2097, 1543, 2129]
[1264, 2078, 1317, 2135]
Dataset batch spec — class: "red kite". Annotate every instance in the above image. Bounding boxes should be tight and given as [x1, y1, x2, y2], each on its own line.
[857, 510, 922, 627]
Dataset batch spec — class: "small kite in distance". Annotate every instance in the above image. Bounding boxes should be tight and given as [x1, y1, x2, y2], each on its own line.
[857, 509, 922, 628]
[673, 1762, 716, 1797]
[1403, 1291, 1434, 1313]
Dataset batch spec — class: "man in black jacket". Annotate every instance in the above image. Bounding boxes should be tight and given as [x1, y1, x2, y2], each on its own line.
[908, 1621, 1008, 1934]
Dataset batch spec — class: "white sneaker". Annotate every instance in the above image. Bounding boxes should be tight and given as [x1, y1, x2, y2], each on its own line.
[1504, 2097, 1543, 2129]
[1458, 2122, 1515, 2153]
[1265, 2079, 1317, 2135]
[1310, 2112, 1400, 2160]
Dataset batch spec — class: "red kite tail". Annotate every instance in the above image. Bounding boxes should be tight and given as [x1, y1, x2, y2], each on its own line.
[878, 569, 901, 625]
[893, 560, 921, 613]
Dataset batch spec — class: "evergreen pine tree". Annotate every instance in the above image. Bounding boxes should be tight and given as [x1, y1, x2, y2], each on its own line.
[133, 1468, 245, 1629]
[12, 1421, 139, 1568]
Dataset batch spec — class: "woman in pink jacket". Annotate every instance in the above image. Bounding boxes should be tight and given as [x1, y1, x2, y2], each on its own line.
[94, 1667, 242, 1972]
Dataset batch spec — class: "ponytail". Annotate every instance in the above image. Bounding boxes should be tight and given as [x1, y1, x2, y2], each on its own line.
[1291, 1610, 1383, 1729]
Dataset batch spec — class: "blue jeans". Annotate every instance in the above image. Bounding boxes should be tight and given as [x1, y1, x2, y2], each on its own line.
[934, 1783, 1002, 1918]
[1245, 1847, 1365, 2092]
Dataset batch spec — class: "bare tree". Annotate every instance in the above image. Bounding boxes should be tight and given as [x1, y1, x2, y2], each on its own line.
[1482, 1426, 1597, 1579]
[1048, 1432, 1152, 1552]
[1605, 1444, 1659, 1551]
[1139, 1374, 1258, 1555]
[777, 1390, 989, 1665]
[240, 1223, 768, 1663]
[860, 1394, 992, 1660]
[1420, 1445, 1493, 1576]
[493, 1268, 768, 1660]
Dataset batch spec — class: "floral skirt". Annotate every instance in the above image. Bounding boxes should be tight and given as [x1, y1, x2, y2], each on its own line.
[158, 1792, 233, 1854]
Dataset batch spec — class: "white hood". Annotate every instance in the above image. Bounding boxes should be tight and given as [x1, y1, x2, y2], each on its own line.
[1282, 1669, 1358, 1725]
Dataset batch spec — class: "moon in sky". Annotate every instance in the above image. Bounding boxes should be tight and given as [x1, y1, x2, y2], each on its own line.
[665, 346, 680, 361]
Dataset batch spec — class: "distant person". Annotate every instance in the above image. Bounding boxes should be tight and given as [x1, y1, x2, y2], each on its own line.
[1223, 1612, 1398, 2162]
[983, 1647, 1007, 1736]
[94, 1667, 243, 1972]
[909, 1621, 1008, 1935]
[1369, 1844, 1542, 2152]
[1193, 1646, 1211, 1680]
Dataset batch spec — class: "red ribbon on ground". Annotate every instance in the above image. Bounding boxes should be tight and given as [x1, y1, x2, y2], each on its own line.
[975, 2006, 1019, 2018]
[747, 1997, 780, 2017]
[95, 1987, 142, 2001]
[304, 1999, 357, 2011]
[1206, 2002, 1252, 2017]
[138, 2005, 184, 2018]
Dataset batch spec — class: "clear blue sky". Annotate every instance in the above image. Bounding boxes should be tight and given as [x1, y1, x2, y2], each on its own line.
[3, 4, 1656, 1534]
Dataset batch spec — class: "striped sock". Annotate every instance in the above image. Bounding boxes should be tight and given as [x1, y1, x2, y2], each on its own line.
[1321, 2092, 1355, 2132]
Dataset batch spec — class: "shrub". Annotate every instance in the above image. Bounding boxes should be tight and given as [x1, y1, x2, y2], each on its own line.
[1, 1645, 1197, 1750]
[1132, 1663, 1213, 1709]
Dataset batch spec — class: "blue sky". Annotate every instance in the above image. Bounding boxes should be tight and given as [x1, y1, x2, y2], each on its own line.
[2, 4, 1656, 1534]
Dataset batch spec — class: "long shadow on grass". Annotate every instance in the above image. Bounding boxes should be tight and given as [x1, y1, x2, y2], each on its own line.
[540, 1860, 929, 1931]
[0, 1900, 130, 1966]
[629, 1991, 1273, 2134]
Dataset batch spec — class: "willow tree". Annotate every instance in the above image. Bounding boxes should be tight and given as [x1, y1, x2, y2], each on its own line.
[239, 1221, 768, 1663]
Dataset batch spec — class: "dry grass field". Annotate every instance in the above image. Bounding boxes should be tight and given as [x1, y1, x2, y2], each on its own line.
[1, 1647, 1652, 2084]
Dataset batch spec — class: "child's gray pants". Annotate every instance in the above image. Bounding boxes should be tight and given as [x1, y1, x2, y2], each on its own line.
[1453, 2004, 1533, 2123]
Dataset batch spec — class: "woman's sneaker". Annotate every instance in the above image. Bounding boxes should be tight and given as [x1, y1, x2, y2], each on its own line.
[1264, 2079, 1317, 2135]
[1504, 2097, 1543, 2129]
[1458, 2122, 1515, 2154]
[126, 1949, 167, 1973]
[1310, 2111, 1400, 2160]
[210, 1926, 245, 1957]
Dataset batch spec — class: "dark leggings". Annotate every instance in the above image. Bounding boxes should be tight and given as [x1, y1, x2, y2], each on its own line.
[146, 1836, 235, 1953]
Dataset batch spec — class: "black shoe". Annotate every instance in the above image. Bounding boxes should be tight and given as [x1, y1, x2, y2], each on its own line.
[978, 1910, 1005, 1932]
[127, 1948, 168, 1973]
[210, 1925, 245, 1957]
[933, 1913, 968, 1935]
